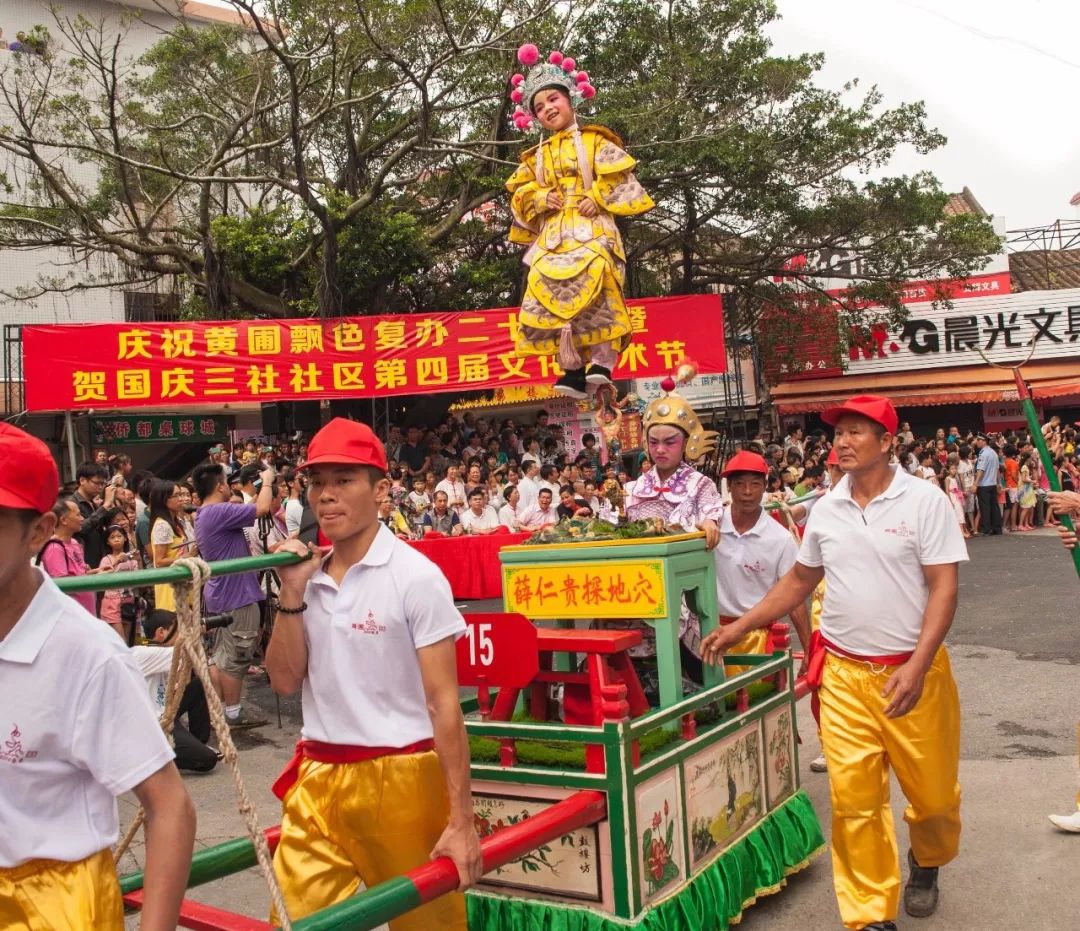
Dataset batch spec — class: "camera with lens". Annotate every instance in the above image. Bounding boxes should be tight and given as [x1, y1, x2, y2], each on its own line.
[120, 592, 150, 624]
[203, 612, 235, 632]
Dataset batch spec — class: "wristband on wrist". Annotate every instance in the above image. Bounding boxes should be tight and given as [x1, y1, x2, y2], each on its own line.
[276, 601, 307, 614]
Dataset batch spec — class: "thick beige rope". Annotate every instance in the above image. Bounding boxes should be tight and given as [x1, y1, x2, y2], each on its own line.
[115, 557, 292, 929]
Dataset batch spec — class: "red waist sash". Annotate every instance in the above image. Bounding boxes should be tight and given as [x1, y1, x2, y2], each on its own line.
[804, 631, 913, 725]
[272, 738, 435, 800]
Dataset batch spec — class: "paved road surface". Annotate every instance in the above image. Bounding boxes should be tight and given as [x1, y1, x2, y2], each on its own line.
[121, 528, 1079, 930]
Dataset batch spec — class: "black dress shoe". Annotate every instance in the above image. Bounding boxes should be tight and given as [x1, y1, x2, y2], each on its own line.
[553, 367, 588, 399]
[585, 363, 613, 386]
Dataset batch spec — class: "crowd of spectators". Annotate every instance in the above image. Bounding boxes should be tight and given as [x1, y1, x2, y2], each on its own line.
[48, 410, 1078, 604]
[30, 406, 1077, 774]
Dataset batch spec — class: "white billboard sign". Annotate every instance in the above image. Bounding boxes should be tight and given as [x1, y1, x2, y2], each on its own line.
[844, 288, 1080, 376]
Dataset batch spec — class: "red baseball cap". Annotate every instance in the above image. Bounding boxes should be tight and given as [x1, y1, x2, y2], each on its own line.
[0, 423, 59, 513]
[721, 450, 770, 479]
[298, 418, 388, 472]
[821, 394, 899, 435]
[825, 447, 840, 466]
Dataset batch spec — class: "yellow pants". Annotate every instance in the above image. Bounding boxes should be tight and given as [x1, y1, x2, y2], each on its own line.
[819, 647, 961, 929]
[272, 750, 467, 930]
[0, 847, 123, 930]
[724, 627, 769, 678]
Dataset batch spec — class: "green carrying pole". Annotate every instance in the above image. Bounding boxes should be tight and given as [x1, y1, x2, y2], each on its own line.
[54, 550, 307, 594]
[1012, 371, 1080, 579]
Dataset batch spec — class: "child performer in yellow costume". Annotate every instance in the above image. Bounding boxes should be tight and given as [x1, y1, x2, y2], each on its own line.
[507, 43, 654, 399]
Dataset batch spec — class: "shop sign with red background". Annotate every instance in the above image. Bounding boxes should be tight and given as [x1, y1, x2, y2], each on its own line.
[764, 270, 1015, 383]
[23, 295, 725, 411]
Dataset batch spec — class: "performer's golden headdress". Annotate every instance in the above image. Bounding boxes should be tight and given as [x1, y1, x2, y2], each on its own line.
[641, 363, 718, 463]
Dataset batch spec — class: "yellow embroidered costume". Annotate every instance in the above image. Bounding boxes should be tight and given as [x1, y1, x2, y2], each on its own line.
[507, 126, 653, 358]
[507, 43, 654, 397]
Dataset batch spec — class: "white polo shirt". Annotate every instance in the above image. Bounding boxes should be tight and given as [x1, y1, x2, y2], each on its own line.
[0, 571, 174, 867]
[715, 509, 799, 618]
[460, 504, 501, 534]
[299, 524, 465, 747]
[798, 466, 969, 655]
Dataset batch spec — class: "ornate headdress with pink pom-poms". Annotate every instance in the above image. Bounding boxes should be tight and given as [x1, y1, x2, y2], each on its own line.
[509, 43, 596, 133]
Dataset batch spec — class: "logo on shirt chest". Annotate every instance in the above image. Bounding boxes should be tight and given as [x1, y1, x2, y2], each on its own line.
[741, 560, 766, 574]
[0, 724, 38, 764]
[883, 520, 914, 539]
[351, 610, 387, 636]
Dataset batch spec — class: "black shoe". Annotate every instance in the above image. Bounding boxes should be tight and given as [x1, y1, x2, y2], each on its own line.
[859, 923, 898, 930]
[227, 707, 269, 729]
[553, 367, 588, 399]
[903, 848, 939, 918]
[585, 364, 613, 386]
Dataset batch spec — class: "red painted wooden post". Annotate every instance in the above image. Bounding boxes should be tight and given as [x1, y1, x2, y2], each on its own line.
[769, 621, 791, 692]
[499, 738, 518, 768]
[736, 688, 750, 713]
[681, 712, 697, 741]
[476, 679, 491, 720]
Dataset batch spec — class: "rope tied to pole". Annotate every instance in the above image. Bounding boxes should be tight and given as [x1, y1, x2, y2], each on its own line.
[113, 556, 293, 929]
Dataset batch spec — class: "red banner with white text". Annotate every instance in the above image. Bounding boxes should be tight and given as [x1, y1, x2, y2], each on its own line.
[23, 295, 725, 411]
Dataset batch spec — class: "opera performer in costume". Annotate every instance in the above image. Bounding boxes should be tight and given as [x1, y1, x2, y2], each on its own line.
[617, 373, 721, 701]
[506, 43, 654, 399]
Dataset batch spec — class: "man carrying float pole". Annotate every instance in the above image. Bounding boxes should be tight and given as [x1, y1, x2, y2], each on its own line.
[689, 450, 810, 682]
[701, 395, 967, 931]
[265, 418, 482, 928]
[1047, 488, 1080, 833]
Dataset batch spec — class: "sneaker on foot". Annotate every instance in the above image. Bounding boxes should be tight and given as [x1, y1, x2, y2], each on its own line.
[553, 367, 588, 399]
[585, 364, 613, 386]
[1048, 810, 1080, 833]
[809, 754, 828, 773]
[227, 707, 268, 730]
[903, 848, 939, 918]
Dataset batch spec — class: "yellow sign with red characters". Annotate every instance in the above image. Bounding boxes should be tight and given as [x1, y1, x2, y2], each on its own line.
[503, 560, 667, 620]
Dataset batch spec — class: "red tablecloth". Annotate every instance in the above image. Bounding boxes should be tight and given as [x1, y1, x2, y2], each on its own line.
[408, 532, 531, 600]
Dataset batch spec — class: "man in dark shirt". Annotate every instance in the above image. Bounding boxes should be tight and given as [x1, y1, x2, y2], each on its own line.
[398, 426, 429, 479]
[72, 462, 119, 572]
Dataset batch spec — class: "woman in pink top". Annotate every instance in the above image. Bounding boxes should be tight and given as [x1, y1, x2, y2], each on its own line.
[38, 497, 100, 615]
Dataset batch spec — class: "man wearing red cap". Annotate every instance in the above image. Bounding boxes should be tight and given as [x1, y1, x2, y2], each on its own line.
[701, 395, 968, 931]
[690, 450, 809, 679]
[0, 423, 194, 930]
[265, 418, 481, 928]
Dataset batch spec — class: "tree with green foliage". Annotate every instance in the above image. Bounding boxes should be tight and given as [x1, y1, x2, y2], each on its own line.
[0, 0, 999, 367]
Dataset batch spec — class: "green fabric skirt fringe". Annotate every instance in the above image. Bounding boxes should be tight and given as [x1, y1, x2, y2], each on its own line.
[466, 789, 825, 931]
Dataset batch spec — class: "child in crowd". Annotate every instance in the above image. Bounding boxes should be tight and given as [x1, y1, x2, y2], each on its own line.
[98, 524, 139, 637]
[945, 462, 969, 539]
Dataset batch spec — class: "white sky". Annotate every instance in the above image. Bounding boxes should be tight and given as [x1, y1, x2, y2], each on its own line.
[768, 0, 1080, 232]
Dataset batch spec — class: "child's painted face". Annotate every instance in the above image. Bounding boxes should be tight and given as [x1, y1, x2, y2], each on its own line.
[647, 425, 686, 471]
[532, 88, 574, 132]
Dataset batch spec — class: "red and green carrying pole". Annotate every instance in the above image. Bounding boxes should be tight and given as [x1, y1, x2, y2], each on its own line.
[120, 791, 607, 931]
[1013, 370, 1080, 579]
